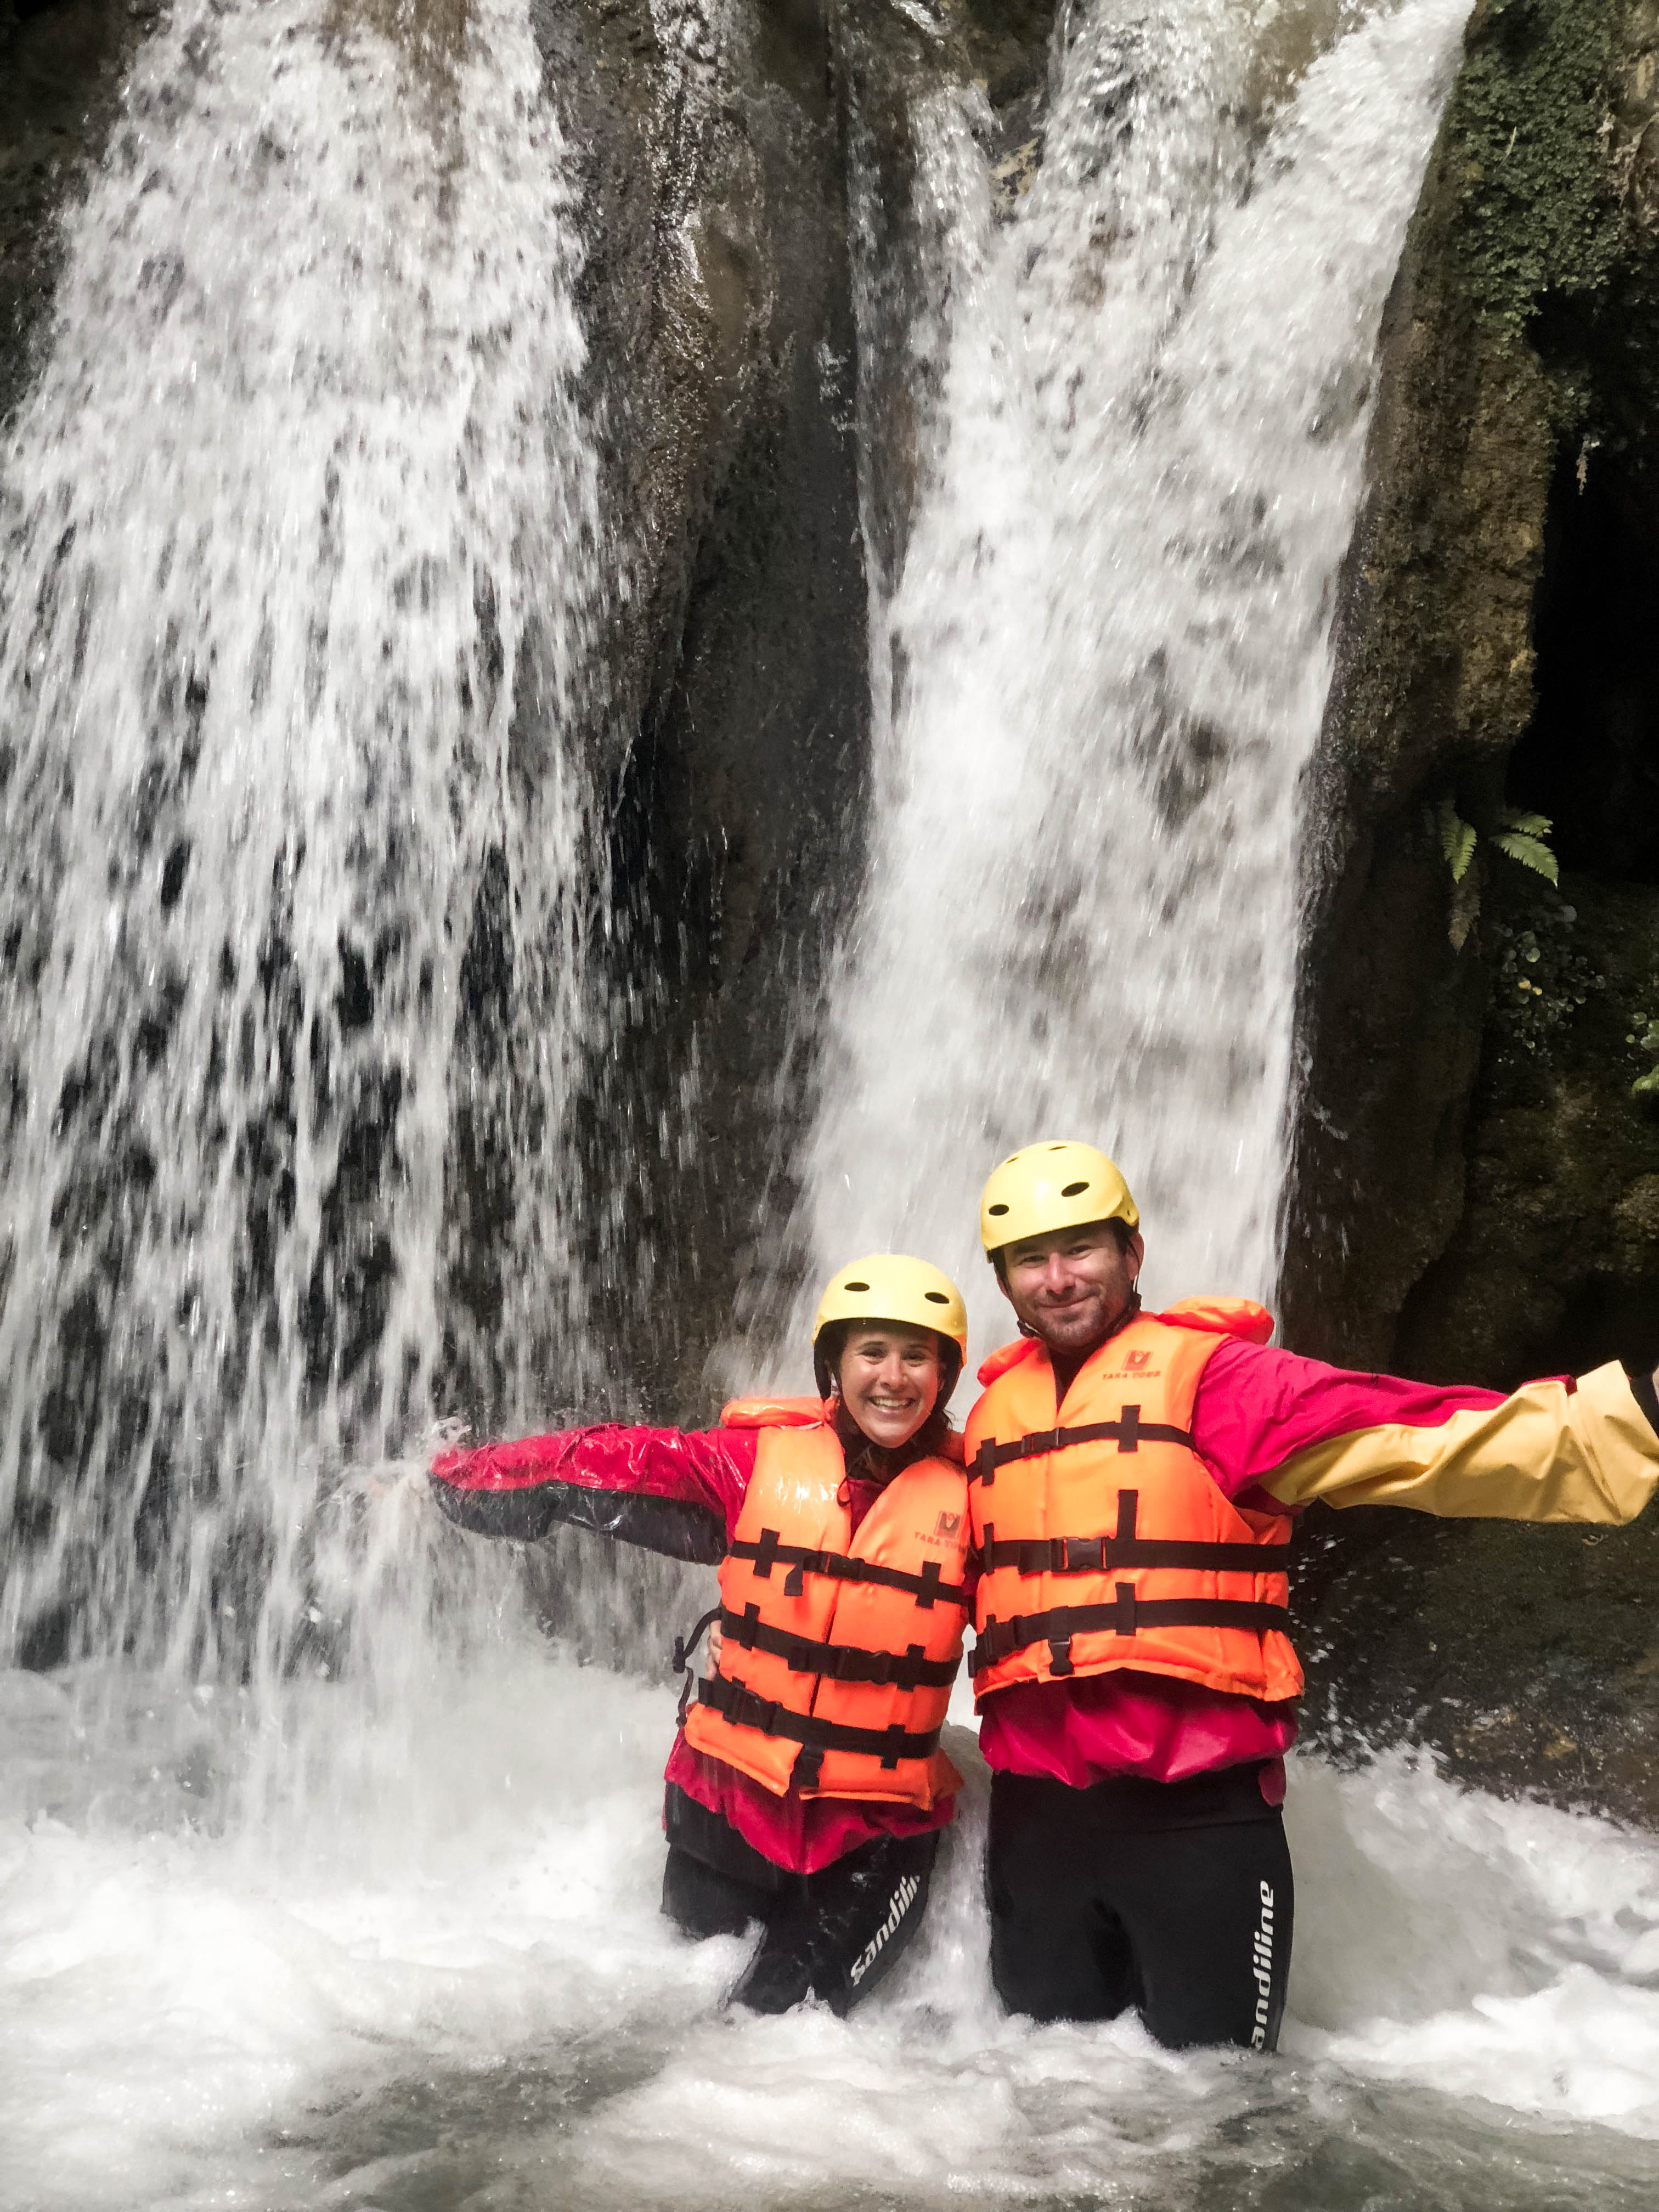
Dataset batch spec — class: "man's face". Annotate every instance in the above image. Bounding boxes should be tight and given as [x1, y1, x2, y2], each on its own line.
[996, 1220, 1144, 1354]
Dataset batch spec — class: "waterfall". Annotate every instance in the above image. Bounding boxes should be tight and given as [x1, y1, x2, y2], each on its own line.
[0, 0, 603, 1678]
[794, 0, 1470, 1345]
[8, 2, 1659, 2206]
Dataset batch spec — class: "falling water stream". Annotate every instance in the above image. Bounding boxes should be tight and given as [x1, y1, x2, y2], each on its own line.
[5, 0, 1659, 2207]
[800, 0, 1469, 1334]
[0, 0, 603, 1682]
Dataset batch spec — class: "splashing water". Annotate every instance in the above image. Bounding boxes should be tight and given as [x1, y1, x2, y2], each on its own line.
[792, 0, 1471, 1351]
[6, 0, 1659, 2207]
[7, 1648, 1659, 2211]
[0, 0, 603, 1681]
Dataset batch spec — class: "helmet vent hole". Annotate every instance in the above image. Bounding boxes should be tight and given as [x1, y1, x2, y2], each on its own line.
[1048, 1144, 1066, 1150]
[988, 1203, 1008, 1216]
[924, 1290, 949, 1304]
[843, 1279, 870, 1292]
[1060, 1181, 1090, 1197]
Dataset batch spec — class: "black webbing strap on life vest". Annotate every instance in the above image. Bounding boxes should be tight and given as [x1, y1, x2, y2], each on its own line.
[672, 1604, 723, 1723]
[969, 1586, 1290, 1679]
[716, 1603, 958, 1688]
[695, 1672, 944, 1769]
[970, 1406, 1195, 1487]
[727, 1527, 969, 1610]
[976, 1488, 1291, 1577]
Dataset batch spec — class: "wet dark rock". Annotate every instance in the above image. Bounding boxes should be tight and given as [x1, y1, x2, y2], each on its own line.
[1286, 0, 1659, 1818]
[1287, 0, 1659, 1372]
[437, 0, 882, 1423]
[1396, 879, 1659, 1385]
[1, 0, 149, 431]
[521, 0, 1059, 1419]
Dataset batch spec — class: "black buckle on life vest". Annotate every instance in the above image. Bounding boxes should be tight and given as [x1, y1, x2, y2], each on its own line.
[1047, 1633, 1074, 1678]
[751, 1692, 782, 1735]
[727, 1601, 773, 1663]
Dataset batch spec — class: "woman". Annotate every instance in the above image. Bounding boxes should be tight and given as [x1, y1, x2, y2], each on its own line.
[430, 1254, 972, 2016]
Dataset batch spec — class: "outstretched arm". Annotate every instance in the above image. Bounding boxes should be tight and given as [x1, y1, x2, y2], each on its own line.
[1193, 1342, 1659, 1525]
[430, 1425, 759, 1563]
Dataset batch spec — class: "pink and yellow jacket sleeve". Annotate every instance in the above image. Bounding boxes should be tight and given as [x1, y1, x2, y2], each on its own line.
[1193, 1340, 1659, 1525]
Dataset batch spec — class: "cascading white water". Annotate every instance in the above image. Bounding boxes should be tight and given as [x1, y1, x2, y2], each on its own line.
[795, 0, 1468, 1341]
[7, 2, 1659, 2208]
[0, 0, 602, 1679]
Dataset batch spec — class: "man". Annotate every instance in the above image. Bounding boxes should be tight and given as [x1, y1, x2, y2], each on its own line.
[964, 1140, 1659, 2052]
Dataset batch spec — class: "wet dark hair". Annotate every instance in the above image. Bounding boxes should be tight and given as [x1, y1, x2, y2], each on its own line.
[814, 1317, 961, 1480]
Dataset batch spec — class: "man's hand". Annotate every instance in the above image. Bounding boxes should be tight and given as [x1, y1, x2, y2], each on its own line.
[708, 1620, 724, 1672]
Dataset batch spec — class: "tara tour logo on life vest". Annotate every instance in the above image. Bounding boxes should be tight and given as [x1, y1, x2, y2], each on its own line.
[1122, 1349, 1153, 1370]
[933, 1509, 962, 1539]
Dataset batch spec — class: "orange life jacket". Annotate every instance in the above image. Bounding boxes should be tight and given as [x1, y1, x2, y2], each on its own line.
[682, 1398, 971, 1808]
[964, 1301, 1301, 1705]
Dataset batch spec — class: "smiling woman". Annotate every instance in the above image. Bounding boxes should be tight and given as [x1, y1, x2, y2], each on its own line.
[428, 1254, 973, 2017]
[826, 1323, 947, 1451]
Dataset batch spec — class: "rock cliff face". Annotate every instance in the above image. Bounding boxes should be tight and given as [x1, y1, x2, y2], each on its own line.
[1283, 0, 1659, 1816]
[1, 0, 151, 427]
[544, 0, 1059, 1414]
[466, 0, 873, 1420]
[1285, 0, 1659, 1373]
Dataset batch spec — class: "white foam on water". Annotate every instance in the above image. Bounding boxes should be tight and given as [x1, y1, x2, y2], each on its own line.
[7, 1641, 1659, 2211]
[0, 1644, 735, 2212]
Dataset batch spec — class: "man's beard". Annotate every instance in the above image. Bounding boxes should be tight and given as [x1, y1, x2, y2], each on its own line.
[1032, 1286, 1139, 1353]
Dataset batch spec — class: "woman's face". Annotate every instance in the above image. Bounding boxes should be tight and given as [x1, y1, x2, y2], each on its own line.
[834, 1325, 943, 1449]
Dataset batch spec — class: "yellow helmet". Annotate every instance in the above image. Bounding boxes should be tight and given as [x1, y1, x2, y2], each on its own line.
[811, 1253, 968, 1404]
[811, 1252, 968, 1356]
[979, 1140, 1139, 1253]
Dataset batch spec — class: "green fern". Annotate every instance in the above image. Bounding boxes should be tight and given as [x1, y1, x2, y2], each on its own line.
[1436, 799, 1479, 883]
[1491, 808, 1559, 884]
[1430, 799, 1560, 910]
[1491, 833, 1558, 882]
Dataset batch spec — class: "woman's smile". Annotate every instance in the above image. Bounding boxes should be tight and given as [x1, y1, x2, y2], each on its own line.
[837, 1326, 943, 1449]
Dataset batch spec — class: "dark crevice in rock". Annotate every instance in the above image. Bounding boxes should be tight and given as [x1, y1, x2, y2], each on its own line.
[532, 0, 872, 1421]
[1511, 439, 1659, 883]
[1286, 0, 1659, 1816]
[1, 0, 155, 432]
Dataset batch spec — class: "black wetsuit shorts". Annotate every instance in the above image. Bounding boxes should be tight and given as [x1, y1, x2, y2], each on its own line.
[662, 1782, 938, 2016]
[986, 1762, 1293, 2051]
